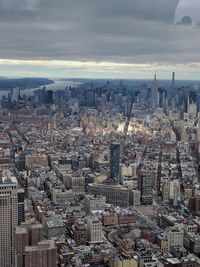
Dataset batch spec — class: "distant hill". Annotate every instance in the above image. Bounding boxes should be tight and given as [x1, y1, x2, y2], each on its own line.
[0, 78, 54, 90]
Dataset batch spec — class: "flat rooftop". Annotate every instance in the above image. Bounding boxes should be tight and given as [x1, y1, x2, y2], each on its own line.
[0, 171, 17, 187]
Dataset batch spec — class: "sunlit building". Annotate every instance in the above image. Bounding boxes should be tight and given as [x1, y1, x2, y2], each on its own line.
[0, 172, 18, 267]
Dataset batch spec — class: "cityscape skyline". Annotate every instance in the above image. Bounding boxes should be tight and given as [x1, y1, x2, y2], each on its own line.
[1, 62, 200, 267]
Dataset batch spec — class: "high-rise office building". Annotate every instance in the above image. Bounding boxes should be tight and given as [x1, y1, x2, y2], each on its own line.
[151, 74, 158, 108]
[0, 171, 18, 267]
[197, 91, 200, 113]
[46, 90, 53, 104]
[11, 87, 20, 104]
[166, 227, 184, 250]
[188, 195, 200, 216]
[86, 88, 96, 107]
[15, 224, 44, 267]
[87, 217, 103, 243]
[140, 84, 148, 108]
[138, 173, 153, 205]
[85, 194, 106, 214]
[110, 142, 120, 181]
[18, 189, 25, 225]
[169, 179, 181, 207]
[15, 227, 29, 267]
[159, 89, 167, 108]
[172, 72, 175, 91]
[73, 219, 87, 245]
[25, 240, 57, 267]
[131, 190, 141, 206]
[30, 224, 44, 246]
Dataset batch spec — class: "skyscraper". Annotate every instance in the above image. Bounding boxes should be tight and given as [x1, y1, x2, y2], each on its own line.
[46, 90, 53, 104]
[15, 227, 29, 267]
[30, 224, 44, 246]
[140, 84, 148, 108]
[87, 217, 103, 243]
[86, 88, 96, 107]
[151, 74, 158, 108]
[11, 87, 20, 104]
[196, 91, 200, 113]
[18, 189, 25, 225]
[138, 174, 153, 205]
[0, 171, 18, 267]
[110, 142, 120, 181]
[172, 72, 175, 91]
[25, 240, 57, 267]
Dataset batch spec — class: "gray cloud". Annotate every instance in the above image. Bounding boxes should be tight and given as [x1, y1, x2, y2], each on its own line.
[0, 0, 199, 78]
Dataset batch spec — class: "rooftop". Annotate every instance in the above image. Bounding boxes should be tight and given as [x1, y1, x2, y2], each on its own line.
[0, 170, 17, 187]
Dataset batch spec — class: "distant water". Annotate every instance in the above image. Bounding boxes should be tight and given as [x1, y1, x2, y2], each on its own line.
[0, 80, 80, 99]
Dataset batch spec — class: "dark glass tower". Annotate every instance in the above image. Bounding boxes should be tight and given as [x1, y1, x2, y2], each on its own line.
[197, 93, 200, 113]
[86, 89, 96, 107]
[138, 175, 153, 205]
[110, 143, 120, 181]
[46, 90, 53, 104]
[18, 189, 25, 225]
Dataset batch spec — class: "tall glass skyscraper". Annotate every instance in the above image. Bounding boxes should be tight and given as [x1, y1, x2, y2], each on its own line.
[151, 74, 158, 108]
[196, 93, 200, 113]
[110, 142, 120, 181]
[86, 88, 96, 107]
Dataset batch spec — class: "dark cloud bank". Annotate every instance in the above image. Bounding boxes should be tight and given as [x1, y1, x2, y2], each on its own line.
[0, 0, 200, 78]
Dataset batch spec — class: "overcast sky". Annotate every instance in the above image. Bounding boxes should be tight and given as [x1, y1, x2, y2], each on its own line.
[0, 0, 200, 79]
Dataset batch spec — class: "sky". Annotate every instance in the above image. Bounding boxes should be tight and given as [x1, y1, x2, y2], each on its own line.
[0, 0, 200, 80]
